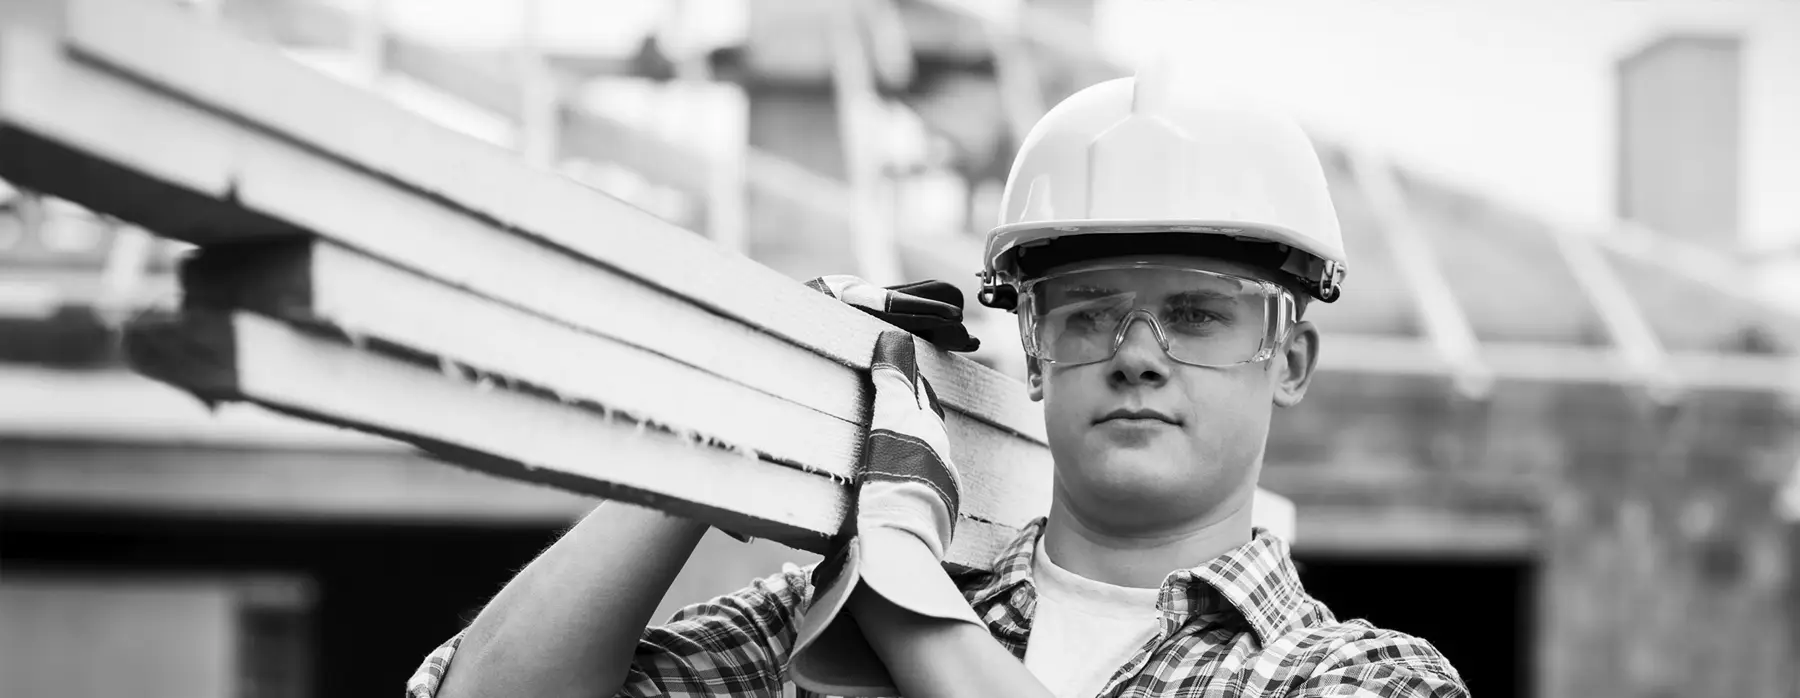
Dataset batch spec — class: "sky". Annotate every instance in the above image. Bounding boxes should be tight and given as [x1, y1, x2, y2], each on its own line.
[1092, 0, 1800, 250]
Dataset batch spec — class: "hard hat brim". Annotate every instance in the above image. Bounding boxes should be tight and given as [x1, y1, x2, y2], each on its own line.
[984, 220, 1346, 284]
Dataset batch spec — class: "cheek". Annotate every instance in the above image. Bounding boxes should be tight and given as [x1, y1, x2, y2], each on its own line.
[1184, 371, 1276, 455]
[1040, 374, 1087, 435]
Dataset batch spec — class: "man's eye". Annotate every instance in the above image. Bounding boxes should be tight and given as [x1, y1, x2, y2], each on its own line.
[1164, 307, 1225, 328]
[1070, 308, 1117, 327]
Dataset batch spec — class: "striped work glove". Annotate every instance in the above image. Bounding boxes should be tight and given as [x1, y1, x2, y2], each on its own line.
[805, 275, 982, 353]
[716, 276, 976, 545]
[787, 331, 983, 696]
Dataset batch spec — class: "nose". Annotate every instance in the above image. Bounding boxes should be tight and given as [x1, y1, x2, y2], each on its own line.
[1107, 314, 1170, 388]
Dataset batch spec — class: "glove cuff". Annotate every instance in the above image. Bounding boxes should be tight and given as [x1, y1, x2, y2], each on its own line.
[788, 533, 983, 696]
[789, 538, 895, 697]
[857, 528, 984, 626]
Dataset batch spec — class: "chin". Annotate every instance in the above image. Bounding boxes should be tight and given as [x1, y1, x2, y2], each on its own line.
[1062, 444, 1260, 523]
[1070, 448, 1213, 509]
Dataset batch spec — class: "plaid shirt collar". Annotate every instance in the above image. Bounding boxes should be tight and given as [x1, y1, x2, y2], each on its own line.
[963, 517, 1308, 644]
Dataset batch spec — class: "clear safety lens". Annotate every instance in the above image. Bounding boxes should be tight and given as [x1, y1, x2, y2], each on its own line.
[1018, 263, 1293, 367]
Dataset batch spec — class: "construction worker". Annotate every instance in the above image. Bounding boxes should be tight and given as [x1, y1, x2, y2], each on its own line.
[408, 72, 1467, 698]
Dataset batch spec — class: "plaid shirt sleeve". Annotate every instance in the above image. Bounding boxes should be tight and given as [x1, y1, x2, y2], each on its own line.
[1290, 628, 1469, 698]
[404, 563, 815, 698]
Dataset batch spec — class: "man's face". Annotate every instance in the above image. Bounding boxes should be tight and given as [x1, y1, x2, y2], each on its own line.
[1025, 254, 1320, 532]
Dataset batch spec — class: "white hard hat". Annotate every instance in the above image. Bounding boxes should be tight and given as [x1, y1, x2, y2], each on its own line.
[978, 71, 1347, 309]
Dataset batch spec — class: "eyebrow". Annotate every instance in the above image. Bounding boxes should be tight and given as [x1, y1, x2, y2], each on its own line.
[1057, 287, 1237, 305]
[1062, 285, 1123, 299]
[1165, 290, 1236, 304]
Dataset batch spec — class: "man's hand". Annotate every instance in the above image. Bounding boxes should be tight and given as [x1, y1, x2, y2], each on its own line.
[719, 276, 975, 544]
[788, 331, 984, 696]
[806, 275, 982, 353]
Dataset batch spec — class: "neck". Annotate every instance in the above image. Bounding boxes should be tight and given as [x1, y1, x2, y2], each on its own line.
[1042, 489, 1255, 589]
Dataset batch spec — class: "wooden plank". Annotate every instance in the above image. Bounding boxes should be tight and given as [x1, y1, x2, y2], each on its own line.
[178, 240, 866, 480]
[173, 239, 1065, 534]
[0, 9, 1294, 558]
[118, 310, 1026, 569]
[54, 0, 1048, 441]
[0, 439, 597, 524]
[0, 366, 391, 450]
[0, 26, 1051, 565]
[120, 310, 849, 552]
[0, 5, 1045, 443]
[0, 28, 1058, 533]
[0, 36, 857, 425]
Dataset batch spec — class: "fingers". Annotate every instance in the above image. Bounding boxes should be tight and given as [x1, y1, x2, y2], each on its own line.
[923, 325, 981, 353]
[883, 281, 979, 352]
[885, 280, 967, 312]
[815, 277, 984, 353]
[882, 292, 963, 322]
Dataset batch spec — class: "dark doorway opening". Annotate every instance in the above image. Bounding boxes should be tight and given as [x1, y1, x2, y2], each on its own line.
[1295, 554, 1533, 698]
[1, 508, 565, 698]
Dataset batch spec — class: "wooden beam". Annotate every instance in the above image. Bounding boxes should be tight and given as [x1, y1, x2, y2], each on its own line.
[178, 240, 866, 479]
[1541, 219, 1679, 401]
[0, 438, 596, 525]
[121, 310, 847, 549]
[913, 0, 1117, 80]
[1603, 218, 1800, 326]
[829, 0, 904, 284]
[985, 16, 1046, 148]
[512, 0, 559, 170]
[1326, 333, 1800, 396]
[0, 16, 1041, 442]
[118, 310, 1046, 567]
[1349, 149, 1495, 398]
[0, 0, 1297, 562]
[62, 0, 1037, 437]
[172, 238, 1056, 530]
[0, 366, 389, 449]
[235, 0, 842, 236]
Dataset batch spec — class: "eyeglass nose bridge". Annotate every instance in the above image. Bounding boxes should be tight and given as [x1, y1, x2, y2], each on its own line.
[1104, 308, 1174, 361]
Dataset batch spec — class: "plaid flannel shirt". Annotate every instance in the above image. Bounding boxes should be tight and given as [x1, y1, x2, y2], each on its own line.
[407, 518, 1467, 697]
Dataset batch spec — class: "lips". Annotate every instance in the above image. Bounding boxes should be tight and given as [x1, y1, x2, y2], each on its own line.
[1096, 408, 1181, 426]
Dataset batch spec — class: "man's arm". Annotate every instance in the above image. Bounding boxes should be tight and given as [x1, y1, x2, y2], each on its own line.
[847, 577, 1055, 698]
[428, 501, 708, 698]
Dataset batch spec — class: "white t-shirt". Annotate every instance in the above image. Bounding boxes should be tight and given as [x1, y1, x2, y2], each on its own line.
[1022, 538, 1163, 698]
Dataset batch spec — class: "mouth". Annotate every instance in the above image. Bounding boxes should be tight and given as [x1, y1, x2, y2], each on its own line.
[1095, 408, 1182, 426]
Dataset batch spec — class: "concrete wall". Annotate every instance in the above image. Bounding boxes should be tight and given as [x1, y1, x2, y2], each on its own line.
[1, 577, 237, 698]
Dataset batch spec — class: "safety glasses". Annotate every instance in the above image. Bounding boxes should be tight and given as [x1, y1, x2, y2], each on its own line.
[1017, 262, 1297, 368]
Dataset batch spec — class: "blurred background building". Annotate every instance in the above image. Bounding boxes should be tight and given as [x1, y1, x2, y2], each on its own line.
[3, 1, 1799, 697]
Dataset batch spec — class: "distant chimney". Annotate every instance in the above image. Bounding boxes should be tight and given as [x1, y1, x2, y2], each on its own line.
[1616, 34, 1743, 244]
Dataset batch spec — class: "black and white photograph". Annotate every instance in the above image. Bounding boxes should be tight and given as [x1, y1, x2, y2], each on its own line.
[1, 1, 1798, 697]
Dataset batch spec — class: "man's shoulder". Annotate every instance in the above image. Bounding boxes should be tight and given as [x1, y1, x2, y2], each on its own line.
[1264, 612, 1467, 695]
[1275, 616, 1456, 665]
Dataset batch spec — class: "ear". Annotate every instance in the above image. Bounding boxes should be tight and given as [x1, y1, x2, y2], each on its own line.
[1027, 357, 1045, 402]
[1272, 321, 1320, 409]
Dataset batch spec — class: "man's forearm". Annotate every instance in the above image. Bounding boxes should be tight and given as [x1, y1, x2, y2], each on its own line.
[848, 582, 1055, 698]
[437, 501, 710, 698]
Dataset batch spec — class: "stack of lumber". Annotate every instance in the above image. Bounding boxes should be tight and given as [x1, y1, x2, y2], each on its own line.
[0, 0, 1291, 571]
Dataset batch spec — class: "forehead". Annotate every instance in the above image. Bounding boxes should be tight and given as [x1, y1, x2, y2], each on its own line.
[1038, 254, 1279, 287]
